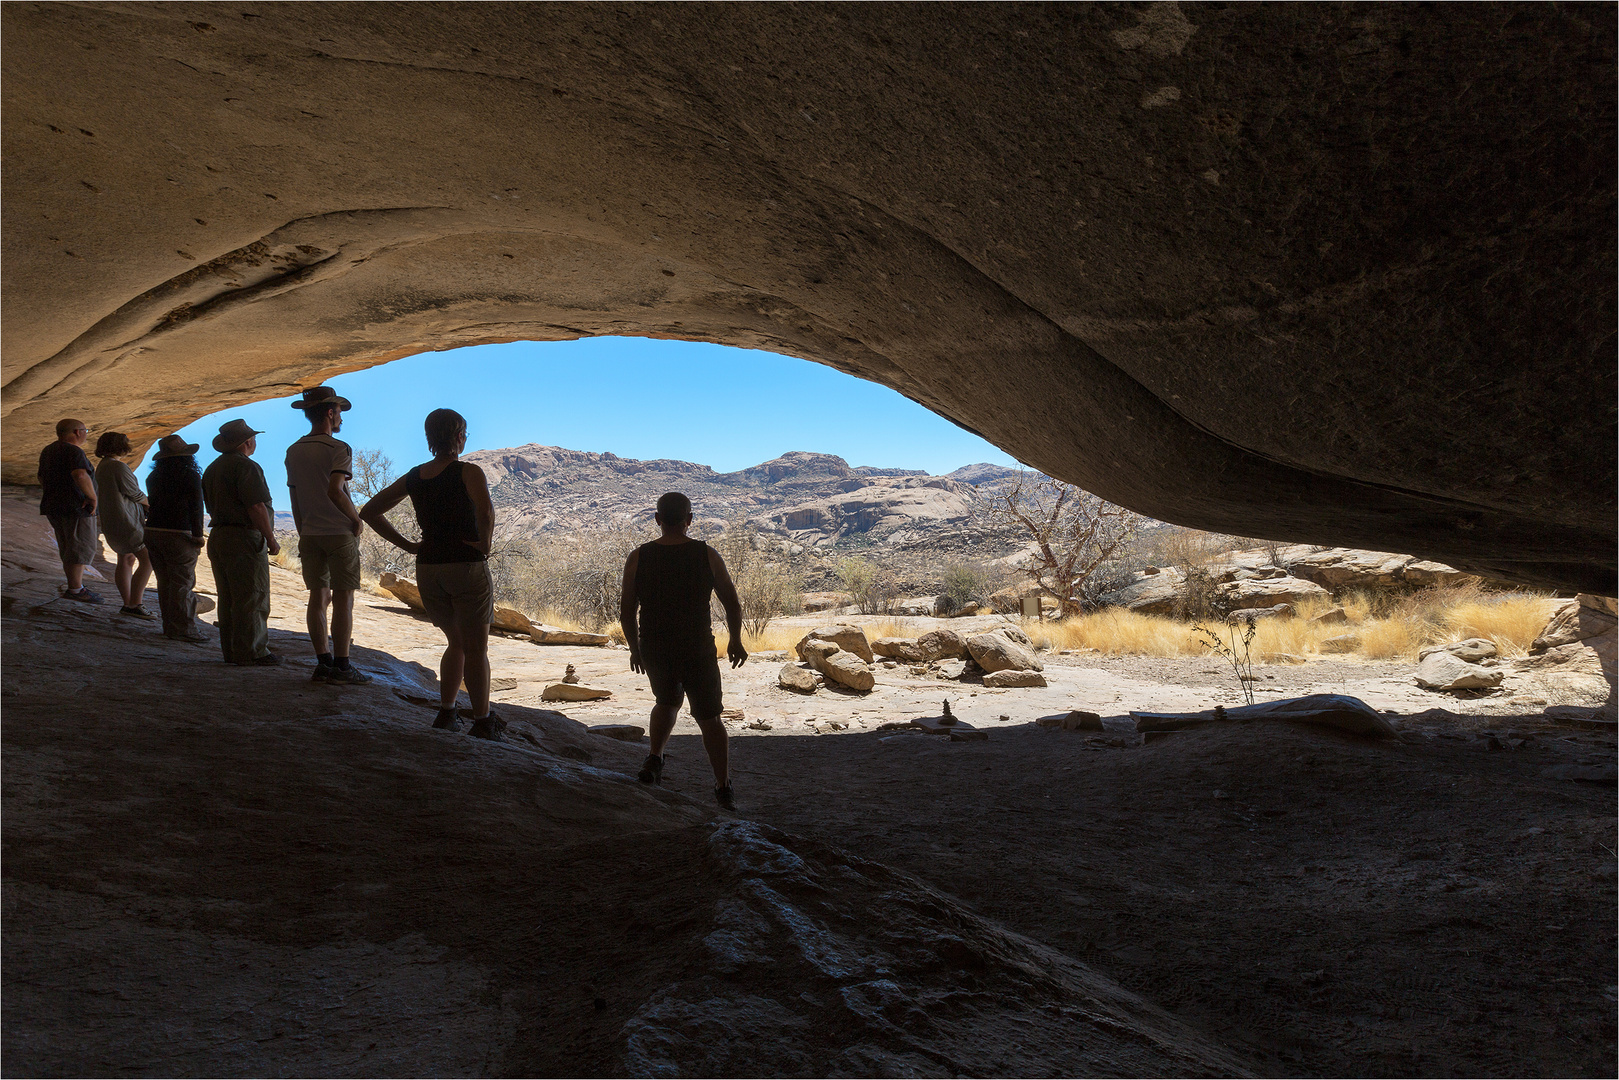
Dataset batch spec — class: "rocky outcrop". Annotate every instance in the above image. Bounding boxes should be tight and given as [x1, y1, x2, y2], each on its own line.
[1227, 603, 1293, 624]
[984, 669, 1048, 688]
[797, 636, 875, 692]
[914, 629, 969, 662]
[1415, 643, 1505, 692]
[1516, 594, 1617, 707]
[1284, 549, 1473, 593]
[870, 637, 925, 663]
[1220, 577, 1331, 609]
[2, 6, 1612, 593]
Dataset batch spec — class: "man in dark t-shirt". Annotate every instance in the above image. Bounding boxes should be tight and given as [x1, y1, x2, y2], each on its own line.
[37, 417, 102, 602]
[620, 491, 747, 809]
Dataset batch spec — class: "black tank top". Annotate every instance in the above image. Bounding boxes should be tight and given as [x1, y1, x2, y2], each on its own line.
[634, 540, 715, 650]
[406, 462, 484, 564]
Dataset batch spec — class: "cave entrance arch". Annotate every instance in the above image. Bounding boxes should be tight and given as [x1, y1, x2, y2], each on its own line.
[1, 4, 1612, 591]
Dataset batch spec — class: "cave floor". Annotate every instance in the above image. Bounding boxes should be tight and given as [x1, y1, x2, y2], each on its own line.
[3, 490, 1614, 1077]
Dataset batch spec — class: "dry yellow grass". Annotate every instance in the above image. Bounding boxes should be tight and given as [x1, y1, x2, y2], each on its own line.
[1021, 584, 1556, 661]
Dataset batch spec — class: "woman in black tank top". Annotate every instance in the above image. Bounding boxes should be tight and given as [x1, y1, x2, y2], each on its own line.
[359, 409, 501, 739]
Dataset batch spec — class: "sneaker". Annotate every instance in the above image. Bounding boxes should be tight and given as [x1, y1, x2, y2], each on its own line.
[310, 663, 334, 683]
[467, 711, 505, 741]
[432, 708, 462, 732]
[118, 605, 156, 619]
[637, 755, 664, 785]
[714, 784, 736, 810]
[325, 665, 372, 686]
[64, 587, 102, 604]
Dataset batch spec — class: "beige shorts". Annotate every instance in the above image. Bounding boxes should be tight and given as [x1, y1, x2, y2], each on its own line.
[299, 533, 361, 591]
[416, 560, 494, 629]
[48, 512, 100, 566]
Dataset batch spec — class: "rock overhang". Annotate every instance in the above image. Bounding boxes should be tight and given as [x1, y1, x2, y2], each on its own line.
[1, 2, 1612, 592]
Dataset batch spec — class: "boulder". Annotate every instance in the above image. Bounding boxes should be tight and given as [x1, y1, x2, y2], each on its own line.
[1285, 549, 1472, 593]
[541, 683, 613, 701]
[532, 625, 611, 646]
[799, 638, 843, 674]
[1226, 603, 1293, 624]
[999, 624, 1035, 647]
[891, 596, 939, 617]
[778, 663, 818, 693]
[1218, 576, 1330, 609]
[1319, 633, 1360, 654]
[914, 628, 968, 661]
[966, 630, 1043, 674]
[1100, 567, 1185, 615]
[794, 623, 875, 663]
[379, 571, 425, 611]
[1037, 710, 1104, 732]
[1414, 651, 1503, 691]
[800, 591, 849, 612]
[951, 601, 980, 617]
[871, 636, 924, 662]
[984, 669, 1048, 688]
[491, 607, 535, 635]
[1418, 638, 1498, 664]
[1310, 606, 1348, 625]
[1531, 595, 1617, 653]
[820, 650, 876, 692]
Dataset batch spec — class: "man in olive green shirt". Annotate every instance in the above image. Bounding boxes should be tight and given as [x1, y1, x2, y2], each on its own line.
[201, 419, 282, 665]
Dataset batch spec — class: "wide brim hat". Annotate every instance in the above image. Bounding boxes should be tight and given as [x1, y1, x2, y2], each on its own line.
[153, 434, 200, 459]
[212, 418, 264, 452]
[291, 385, 352, 412]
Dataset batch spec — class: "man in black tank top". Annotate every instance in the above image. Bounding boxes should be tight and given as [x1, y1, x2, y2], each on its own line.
[620, 492, 747, 808]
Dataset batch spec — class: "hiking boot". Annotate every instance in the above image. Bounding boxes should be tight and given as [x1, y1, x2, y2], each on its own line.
[64, 587, 102, 604]
[637, 754, 664, 785]
[325, 665, 372, 686]
[467, 711, 505, 740]
[310, 663, 335, 683]
[118, 605, 155, 619]
[432, 708, 462, 732]
[714, 784, 736, 810]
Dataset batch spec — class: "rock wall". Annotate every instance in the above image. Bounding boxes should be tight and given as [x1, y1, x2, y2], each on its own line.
[2, 4, 1613, 591]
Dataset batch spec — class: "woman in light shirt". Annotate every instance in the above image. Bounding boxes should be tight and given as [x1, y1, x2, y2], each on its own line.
[93, 431, 154, 619]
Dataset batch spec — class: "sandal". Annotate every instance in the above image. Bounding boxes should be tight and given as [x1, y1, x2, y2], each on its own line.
[637, 755, 664, 785]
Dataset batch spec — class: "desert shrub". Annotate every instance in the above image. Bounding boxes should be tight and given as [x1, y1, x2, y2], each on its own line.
[1174, 566, 1227, 621]
[941, 561, 994, 613]
[975, 473, 1144, 614]
[837, 555, 899, 614]
[714, 517, 802, 636]
[495, 524, 648, 631]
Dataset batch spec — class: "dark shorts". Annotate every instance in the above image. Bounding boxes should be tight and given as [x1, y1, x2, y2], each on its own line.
[643, 642, 724, 719]
[48, 512, 100, 566]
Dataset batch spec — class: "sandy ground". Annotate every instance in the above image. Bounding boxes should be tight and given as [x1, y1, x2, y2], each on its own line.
[3, 487, 1614, 1077]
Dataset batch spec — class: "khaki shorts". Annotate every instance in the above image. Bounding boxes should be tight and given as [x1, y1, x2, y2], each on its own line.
[48, 512, 100, 566]
[299, 533, 361, 591]
[416, 560, 494, 629]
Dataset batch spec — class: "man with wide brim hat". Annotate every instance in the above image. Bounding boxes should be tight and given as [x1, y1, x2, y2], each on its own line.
[201, 418, 281, 666]
[284, 385, 370, 685]
[145, 433, 209, 641]
[290, 386, 352, 414]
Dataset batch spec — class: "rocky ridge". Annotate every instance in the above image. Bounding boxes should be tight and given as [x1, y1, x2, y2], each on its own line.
[468, 444, 1024, 555]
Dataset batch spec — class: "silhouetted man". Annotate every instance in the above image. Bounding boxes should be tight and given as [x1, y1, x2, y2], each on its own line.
[286, 386, 370, 685]
[620, 491, 747, 808]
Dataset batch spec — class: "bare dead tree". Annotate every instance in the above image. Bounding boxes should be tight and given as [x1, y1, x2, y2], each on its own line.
[975, 472, 1144, 615]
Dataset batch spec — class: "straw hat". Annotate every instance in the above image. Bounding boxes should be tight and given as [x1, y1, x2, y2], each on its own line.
[211, 418, 263, 452]
[291, 386, 352, 412]
[152, 434, 200, 459]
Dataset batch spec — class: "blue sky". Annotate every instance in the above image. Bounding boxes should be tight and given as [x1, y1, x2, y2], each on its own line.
[174, 337, 1022, 490]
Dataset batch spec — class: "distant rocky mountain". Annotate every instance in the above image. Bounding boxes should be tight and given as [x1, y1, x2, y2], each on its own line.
[465, 444, 1023, 556]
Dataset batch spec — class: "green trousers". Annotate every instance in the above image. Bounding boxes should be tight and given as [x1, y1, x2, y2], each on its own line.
[206, 526, 270, 663]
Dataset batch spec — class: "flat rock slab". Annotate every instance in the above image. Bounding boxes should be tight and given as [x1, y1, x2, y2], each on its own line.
[532, 626, 611, 646]
[1038, 710, 1104, 732]
[1132, 694, 1397, 738]
[541, 683, 613, 701]
[908, 715, 988, 741]
[587, 724, 645, 742]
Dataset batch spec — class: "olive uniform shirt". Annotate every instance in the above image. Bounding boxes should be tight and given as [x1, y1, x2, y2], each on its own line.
[202, 452, 273, 527]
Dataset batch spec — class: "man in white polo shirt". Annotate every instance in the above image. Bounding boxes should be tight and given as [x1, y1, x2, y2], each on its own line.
[285, 386, 370, 685]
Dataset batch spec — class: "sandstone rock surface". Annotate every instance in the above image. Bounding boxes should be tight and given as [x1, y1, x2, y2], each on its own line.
[871, 637, 924, 663]
[531, 626, 611, 647]
[541, 683, 614, 702]
[1227, 603, 1293, 624]
[818, 651, 876, 693]
[914, 629, 969, 662]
